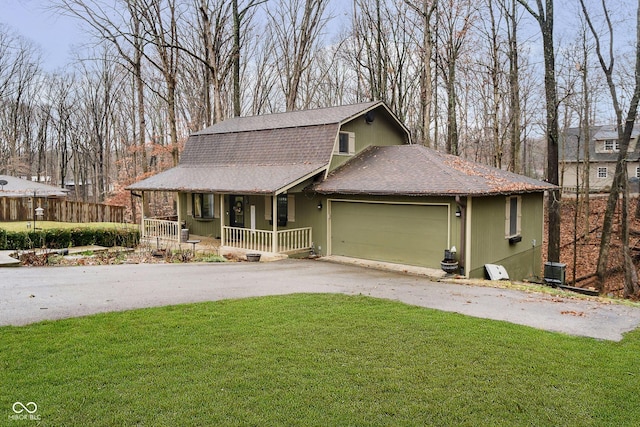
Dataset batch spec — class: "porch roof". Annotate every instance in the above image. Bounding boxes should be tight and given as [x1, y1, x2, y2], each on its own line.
[127, 163, 326, 194]
[313, 145, 556, 196]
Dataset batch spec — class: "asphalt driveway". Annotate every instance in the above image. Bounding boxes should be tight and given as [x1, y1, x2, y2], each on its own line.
[1, 259, 639, 341]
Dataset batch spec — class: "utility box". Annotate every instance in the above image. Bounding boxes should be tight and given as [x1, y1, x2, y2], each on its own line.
[544, 262, 566, 287]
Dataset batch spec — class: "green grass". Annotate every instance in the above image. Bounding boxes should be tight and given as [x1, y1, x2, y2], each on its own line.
[2, 294, 639, 426]
[0, 221, 138, 232]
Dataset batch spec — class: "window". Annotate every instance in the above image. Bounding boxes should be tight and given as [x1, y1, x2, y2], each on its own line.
[337, 131, 355, 155]
[604, 139, 620, 151]
[505, 196, 521, 238]
[276, 194, 288, 226]
[265, 194, 295, 225]
[192, 193, 214, 219]
[636, 166, 640, 178]
[597, 167, 608, 178]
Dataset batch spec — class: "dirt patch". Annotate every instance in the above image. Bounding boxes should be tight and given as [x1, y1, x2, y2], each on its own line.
[20, 248, 232, 267]
[550, 195, 640, 298]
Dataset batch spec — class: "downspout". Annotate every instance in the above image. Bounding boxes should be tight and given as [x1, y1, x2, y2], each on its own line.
[455, 195, 467, 275]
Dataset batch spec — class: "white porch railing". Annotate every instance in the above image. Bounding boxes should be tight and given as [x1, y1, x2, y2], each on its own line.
[143, 218, 181, 241]
[277, 227, 313, 253]
[225, 227, 273, 252]
[224, 226, 312, 253]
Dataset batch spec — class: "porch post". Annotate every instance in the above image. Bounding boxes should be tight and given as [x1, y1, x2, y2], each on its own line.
[141, 191, 146, 238]
[176, 192, 182, 237]
[272, 193, 278, 253]
[220, 194, 225, 247]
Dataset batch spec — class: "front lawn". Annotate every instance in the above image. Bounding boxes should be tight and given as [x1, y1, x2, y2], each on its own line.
[2, 294, 639, 426]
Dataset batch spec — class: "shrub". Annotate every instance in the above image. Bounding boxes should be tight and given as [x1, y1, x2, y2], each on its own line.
[0, 228, 140, 250]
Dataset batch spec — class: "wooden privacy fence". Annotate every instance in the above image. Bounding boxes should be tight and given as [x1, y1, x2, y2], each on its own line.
[0, 197, 125, 223]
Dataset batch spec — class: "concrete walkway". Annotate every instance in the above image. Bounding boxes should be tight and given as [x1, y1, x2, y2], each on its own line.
[1, 259, 639, 341]
[0, 250, 20, 266]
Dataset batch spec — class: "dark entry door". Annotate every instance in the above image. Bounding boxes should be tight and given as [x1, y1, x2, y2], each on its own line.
[229, 195, 244, 228]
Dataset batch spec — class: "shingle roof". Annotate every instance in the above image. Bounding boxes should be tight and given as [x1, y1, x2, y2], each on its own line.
[0, 175, 69, 197]
[313, 145, 555, 196]
[561, 125, 640, 163]
[181, 124, 338, 166]
[128, 102, 404, 194]
[193, 101, 381, 135]
[127, 164, 325, 194]
[128, 123, 338, 193]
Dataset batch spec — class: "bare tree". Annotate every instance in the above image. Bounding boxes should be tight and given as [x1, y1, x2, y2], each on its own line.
[517, 0, 561, 263]
[580, 0, 640, 296]
[55, 0, 150, 177]
[268, 0, 330, 111]
[135, 0, 182, 166]
[503, 0, 522, 173]
[405, 0, 438, 147]
[436, 0, 475, 156]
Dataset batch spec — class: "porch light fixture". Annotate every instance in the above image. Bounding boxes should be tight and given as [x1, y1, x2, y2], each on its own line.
[455, 207, 461, 217]
[317, 202, 323, 210]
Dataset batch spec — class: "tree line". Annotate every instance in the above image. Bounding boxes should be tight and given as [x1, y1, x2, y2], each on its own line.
[1, 0, 640, 295]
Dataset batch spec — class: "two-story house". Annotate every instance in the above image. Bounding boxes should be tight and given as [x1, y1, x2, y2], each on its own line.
[128, 101, 554, 280]
[561, 125, 640, 192]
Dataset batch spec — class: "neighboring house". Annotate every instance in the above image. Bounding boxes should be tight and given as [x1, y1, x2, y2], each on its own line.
[128, 101, 554, 280]
[0, 175, 69, 198]
[560, 125, 640, 192]
[0, 175, 69, 222]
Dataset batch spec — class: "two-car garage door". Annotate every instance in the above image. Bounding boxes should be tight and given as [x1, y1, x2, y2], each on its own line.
[329, 201, 449, 269]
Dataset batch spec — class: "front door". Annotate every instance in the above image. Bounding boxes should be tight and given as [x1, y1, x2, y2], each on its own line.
[229, 195, 245, 228]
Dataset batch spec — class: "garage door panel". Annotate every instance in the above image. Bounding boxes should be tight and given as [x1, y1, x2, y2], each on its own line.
[331, 202, 448, 269]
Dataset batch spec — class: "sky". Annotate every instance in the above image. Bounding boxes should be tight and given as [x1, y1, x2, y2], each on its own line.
[2, 0, 84, 72]
[0, 0, 633, 76]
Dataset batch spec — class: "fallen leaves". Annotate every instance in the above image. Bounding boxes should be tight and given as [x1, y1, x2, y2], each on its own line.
[561, 310, 586, 317]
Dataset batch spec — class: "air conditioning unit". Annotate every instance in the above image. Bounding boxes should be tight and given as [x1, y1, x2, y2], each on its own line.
[544, 262, 566, 287]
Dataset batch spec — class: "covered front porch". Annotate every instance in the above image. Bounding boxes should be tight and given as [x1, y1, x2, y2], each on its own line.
[140, 192, 314, 254]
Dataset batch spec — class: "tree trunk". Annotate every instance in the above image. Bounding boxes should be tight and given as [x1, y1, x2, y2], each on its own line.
[507, 0, 521, 173]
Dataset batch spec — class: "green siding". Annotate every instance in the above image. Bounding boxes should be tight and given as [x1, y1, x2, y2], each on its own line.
[330, 200, 450, 269]
[179, 193, 220, 239]
[468, 193, 544, 281]
[329, 107, 408, 172]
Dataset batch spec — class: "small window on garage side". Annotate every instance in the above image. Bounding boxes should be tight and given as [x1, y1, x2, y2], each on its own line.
[597, 167, 608, 178]
[505, 196, 521, 238]
[193, 193, 214, 219]
[337, 132, 355, 155]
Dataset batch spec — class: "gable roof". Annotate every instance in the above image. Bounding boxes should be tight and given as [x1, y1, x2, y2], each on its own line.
[0, 175, 69, 198]
[313, 145, 555, 196]
[561, 125, 640, 163]
[128, 101, 403, 194]
[193, 101, 383, 135]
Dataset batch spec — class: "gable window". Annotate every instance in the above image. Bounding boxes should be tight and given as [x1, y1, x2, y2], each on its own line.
[597, 167, 608, 178]
[337, 131, 355, 155]
[193, 193, 214, 219]
[505, 196, 521, 239]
